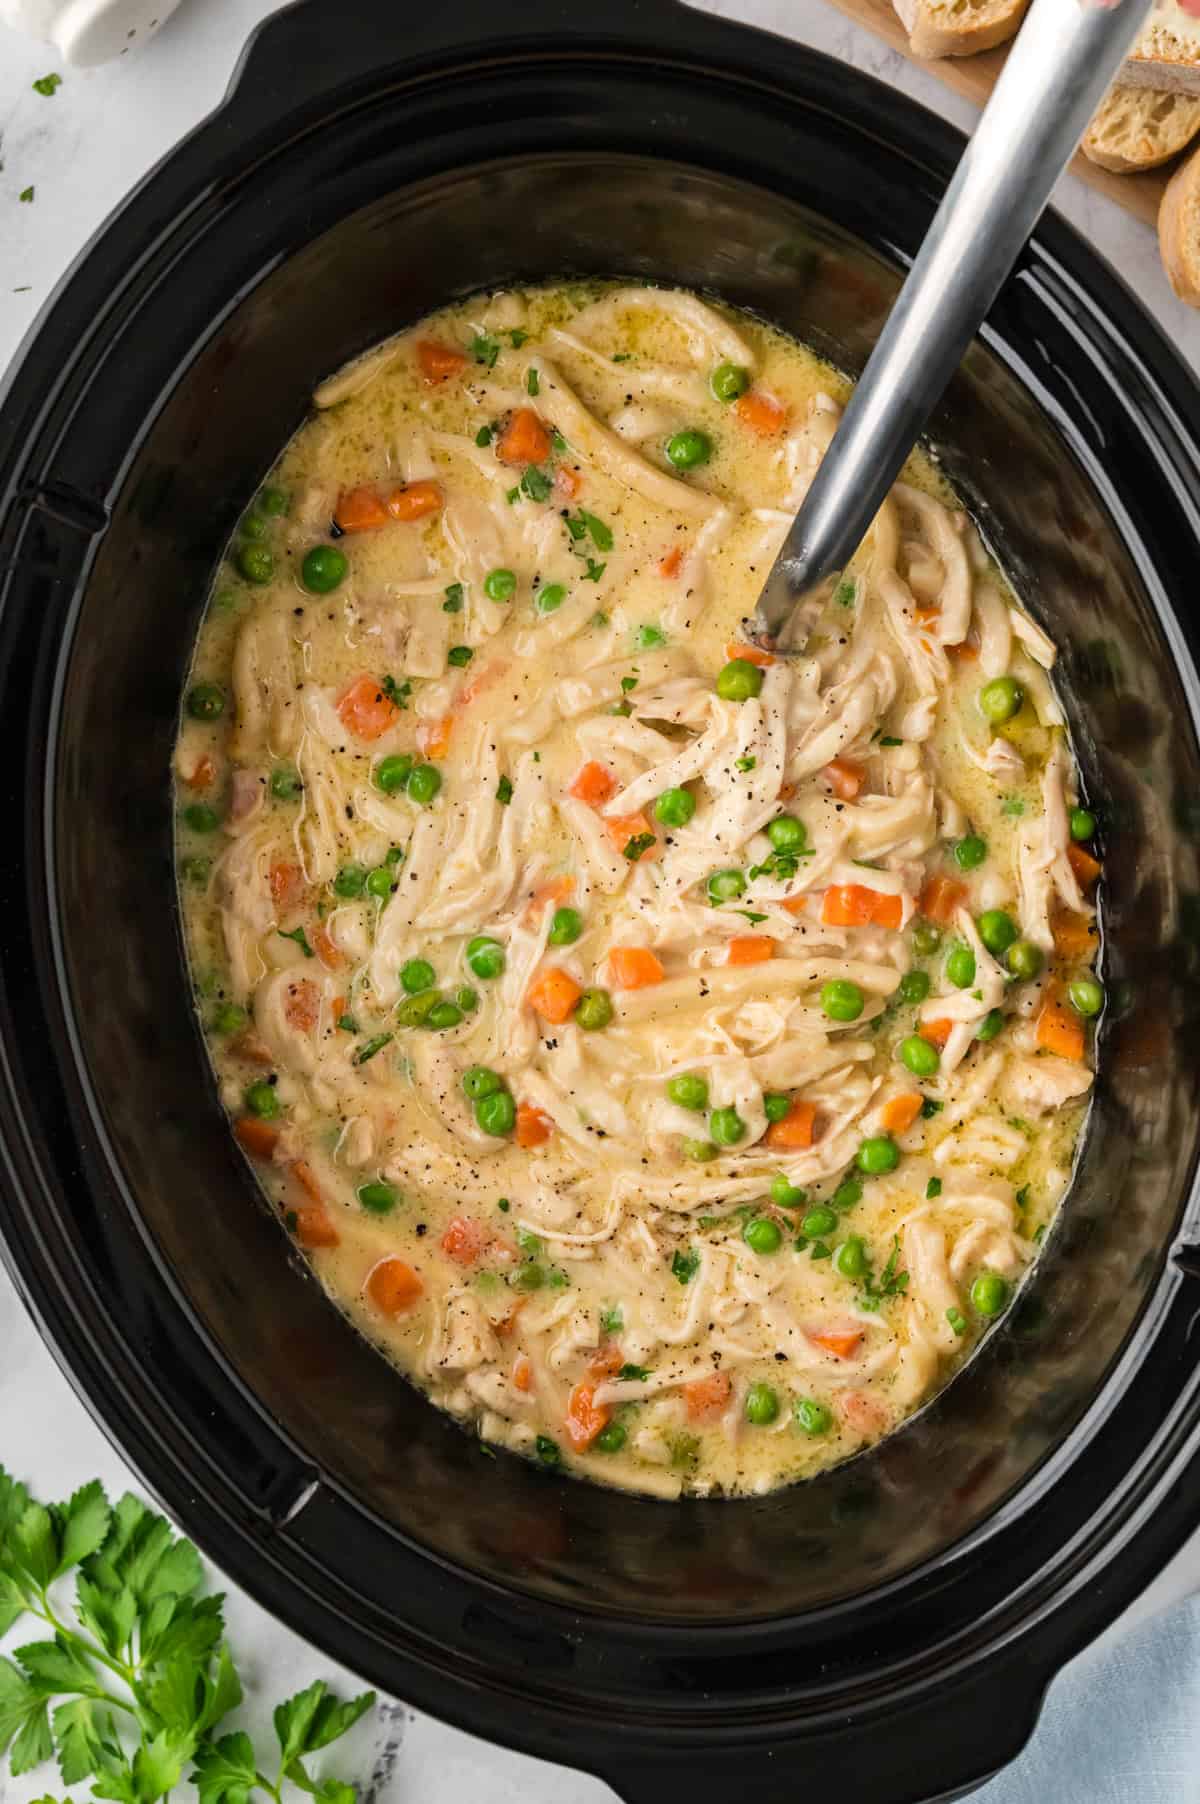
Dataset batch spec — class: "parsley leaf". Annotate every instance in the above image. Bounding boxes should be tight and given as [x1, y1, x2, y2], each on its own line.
[19, 187, 34, 204]
[352, 1033, 393, 1066]
[277, 928, 314, 959]
[380, 675, 410, 709]
[525, 368, 539, 396]
[622, 833, 655, 862]
[474, 425, 492, 448]
[32, 74, 62, 96]
[496, 776, 513, 805]
[1002, 796, 1026, 816]
[634, 624, 666, 650]
[879, 735, 903, 747]
[578, 510, 613, 551]
[617, 1364, 649, 1382]
[468, 333, 500, 368]
[920, 1097, 943, 1118]
[520, 464, 552, 502]
[600, 1305, 623, 1334]
[833, 579, 856, 607]
[583, 558, 606, 582]
[507, 329, 528, 348]
[734, 756, 756, 772]
[671, 1247, 700, 1284]
[926, 1177, 943, 1199]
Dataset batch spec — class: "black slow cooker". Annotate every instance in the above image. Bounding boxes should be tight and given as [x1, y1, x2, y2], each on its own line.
[2, 2, 1200, 1798]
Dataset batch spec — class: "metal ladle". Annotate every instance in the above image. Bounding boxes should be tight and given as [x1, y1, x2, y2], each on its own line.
[753, 0, 1155, 646]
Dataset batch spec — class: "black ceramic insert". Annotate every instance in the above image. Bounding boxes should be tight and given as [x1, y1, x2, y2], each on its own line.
[1, 4, 1200, 1801]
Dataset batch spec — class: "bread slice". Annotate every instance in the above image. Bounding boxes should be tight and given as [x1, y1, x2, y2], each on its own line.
[891, 0, 1028, 60]
[1083, 83, 1200, 171]
[1159, 141, 1200, 304]
[1124, 2, 1200, 96]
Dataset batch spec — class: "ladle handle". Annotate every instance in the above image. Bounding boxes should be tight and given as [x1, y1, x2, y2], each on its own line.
[754, 0, 1156, 642]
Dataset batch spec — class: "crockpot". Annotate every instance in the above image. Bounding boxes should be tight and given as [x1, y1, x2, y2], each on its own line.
[3, 2, 1200, 1798]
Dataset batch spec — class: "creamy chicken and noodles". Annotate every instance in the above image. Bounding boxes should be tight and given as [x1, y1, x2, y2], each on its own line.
[175, 283, 1103, 1499]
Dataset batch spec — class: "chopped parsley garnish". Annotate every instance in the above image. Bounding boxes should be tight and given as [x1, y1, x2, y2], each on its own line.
[618, 1363, 650, 1382]
[671, 1247, 701, 1284]
[620, 675, 638, 693]
[578, 510, 613, 551]
[1002, 796, 1026, 816]
[32, 73, 62, 95]
[353, 1031, 394, 1065]
[496, 775, 514, 805]
[592, 611, 610, 628]
[583, 558, 606, 582]
[600, 1305, 623, 1333]
[612, 352, 632, 363]
[506, 486, 520, 504]
[278, 926, 314, 958]
[526, 367, 540, 396]
[862, 1234, 909, 1307]
[19, 186, 34, 203]
[748, 848, 808, 883]
[475, 425, 493, 447]
[635, 624, 666, 649]
[834, 579, 856, 607]
[879, 735, 903, 746]
[380, 674, 411, 708]
[921, 1097, 943, 1118]
[564, 513, 587, 541]
[384, 845, 404, 865]
[447, 644, 473, 666]
[508, 329, 529, 347]
[735, 755, 757, 772]
[926, 1177, 943, 1199]
[1015, 1184, 1030, 1208]
[623, 832, 655, 862]
[946, 1306, 967, 1336]
[520, 463, 553, 502]
[468, 332, 500, 368]
[497, 1196, 511, 1212]
[443, 582, 465, 612]
[737, 910, 767, 924]
[535, 1435, 561, 1467]
[337, 1013, 359, 1033]
[551, 429, 568, 452]
[809, 1240, 832, 1260]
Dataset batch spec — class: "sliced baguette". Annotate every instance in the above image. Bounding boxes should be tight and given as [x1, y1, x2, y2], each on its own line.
[891, 0, 1027, 60]
[1124, 3, 1200, 97]
[1159, 140, 1200, 304]
[1083, 83, 1200, 171]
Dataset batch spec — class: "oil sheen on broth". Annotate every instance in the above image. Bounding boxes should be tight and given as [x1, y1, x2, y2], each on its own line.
[174, 283, 1101, 1500]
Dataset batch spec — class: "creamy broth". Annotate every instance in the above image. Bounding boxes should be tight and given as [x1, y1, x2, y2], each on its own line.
[174, 284, 1099, 1499]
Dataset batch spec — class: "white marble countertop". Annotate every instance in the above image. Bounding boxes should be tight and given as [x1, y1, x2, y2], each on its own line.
[1, 3, 1199, 1800]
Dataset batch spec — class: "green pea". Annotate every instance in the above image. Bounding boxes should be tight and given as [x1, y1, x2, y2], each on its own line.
[899, 1034, 939, 1077]
[466, 935, 506, 980]
[946, 943, 976, 989]
[801, 1206, 838, 1238]
[244, 1080, 279, 1120]
[707, 867, 746, 904]
[455, 985, 479, 1013]
[743, 1216, 782, 1255]
[212, 1003, 248, 1035]
[463, 1066, 502, 1100]
[1006, 939, 1045, 980]
[400, 958, 436, 994]
[709, 1106, 746, 1147]
[744, 1382, 779, 1426]
[767, 814, 806, 853]
[239, 511, 268, 541]
[475, 1090, 516, 1136]
[183, 803, 220, 834]
[301, 545, 347, 593]
[1068, 975, 1104, 1017]
[665, 429, 712, 470]
[259, 486, 288, 516]
[834, 1236, 868, 1279]
[832, 1178, 862, 1211]
[595, 1421, 627, 1453]
[716, 659, 763, 702]
[270, 765, 303, 802]
[667, 1072, 709, 1111]
[770, 1175, 807, 1208]
[375, 754, 413, 795]
[536, 583, 566, 614]
[1070, 807, 1096, 842]
[395, 990, 440, 1026]
[978, 909, 1018, 956]
[575, 987, 614, 1030]
[406, 763, 441, 806]
[857, 1135, 899, 1175]
[976, 1008, 1005, 1041]
[548, 906, 584, 946]
[236, 543, 274, 584]
[911, 919, 941, 957]
[794, 1397, 832, 1436]
[186, 682, 225, 721]
[483, 566, 516, 602]
[428, 1001, 463, 1030]
[333, 863, 367, 899]
[366, 866, 396, 901]
[655, 787, 696, 828]
[897, 969, 931, 1005]
[710, 362, 750, 402]
[357, 1181, 397, 1215]
[971, 1271, 1010, 1317]
[763, 1092, 792, 1123]
[954, 835, 987, 871]
[683, 1138, 717, 1162]
[978, 676, 1023, 724]
[821, 979, 864, 1022]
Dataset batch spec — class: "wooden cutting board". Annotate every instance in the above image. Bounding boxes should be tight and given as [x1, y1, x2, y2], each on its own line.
[823, 0, 1167, 225]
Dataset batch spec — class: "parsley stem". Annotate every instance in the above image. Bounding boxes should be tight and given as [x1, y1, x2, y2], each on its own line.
[34, 1585, 141, 1693]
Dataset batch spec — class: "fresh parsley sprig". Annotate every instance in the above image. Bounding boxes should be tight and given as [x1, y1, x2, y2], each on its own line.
[0, 1470, 373, 1804]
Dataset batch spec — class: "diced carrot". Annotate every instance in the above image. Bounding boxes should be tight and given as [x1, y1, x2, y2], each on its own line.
[513, 1354, 534, 1393]
[726, 936, 774, 966]
[283, 979, 320, 1033]
[1036, 987, 1085, 1062]
[605, 813, 658, 861]
[386, 480, 443, 522]
[914, 606, 940, 630]
[765, 1099, 817, 1149]
[526, 875, 574, 921]
[526, 966, 583, 1025]
[724, 639, 775, 668]
[564, 1380, 611, 1452]
[821, 883, 876, 927]
[872, 892, 904, 931]
[920, 1018, 954, 1050]
[779, 783, 796, 801]
[808, 1327, 864, 1360]
[1067, 841, 1102, 890]
[417, 338, 466, 384]
[291, 1160, 323, 1203]
[880, 1092, 923, 1135]
[441, 1215, 489, 1266]
[516, 1103, 554, 1148]
[824, 757, 864, 800]
[313, 922, 343, 970]
[735, 388, 788, 437]
[269, 861, 306, 911]
[554, 465, 581, 500]
[569, 761, 616, 806]
[234, 1116, 280, 1159]
[659, 544, 685, 578]
[782, 893, 809, 915]
[841, 1389, 891, 1434]
[1053, 908, 1097, 960]
[293, 1205, 339, 1249]
[496, 407, 552, 467]
[186, 754, 216, 790]
[336, 674, 401, 743]
[365, 1256, 424, 1314]
[589, 1343, 624, 1379]
[334, 485, 390, 533]
[418, 714, 454, 759]
[607, 947, 665, 990]
[684, 1370, 732, 1422]
[948, 639, 980, 662]
[919, 874, 968, 924]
